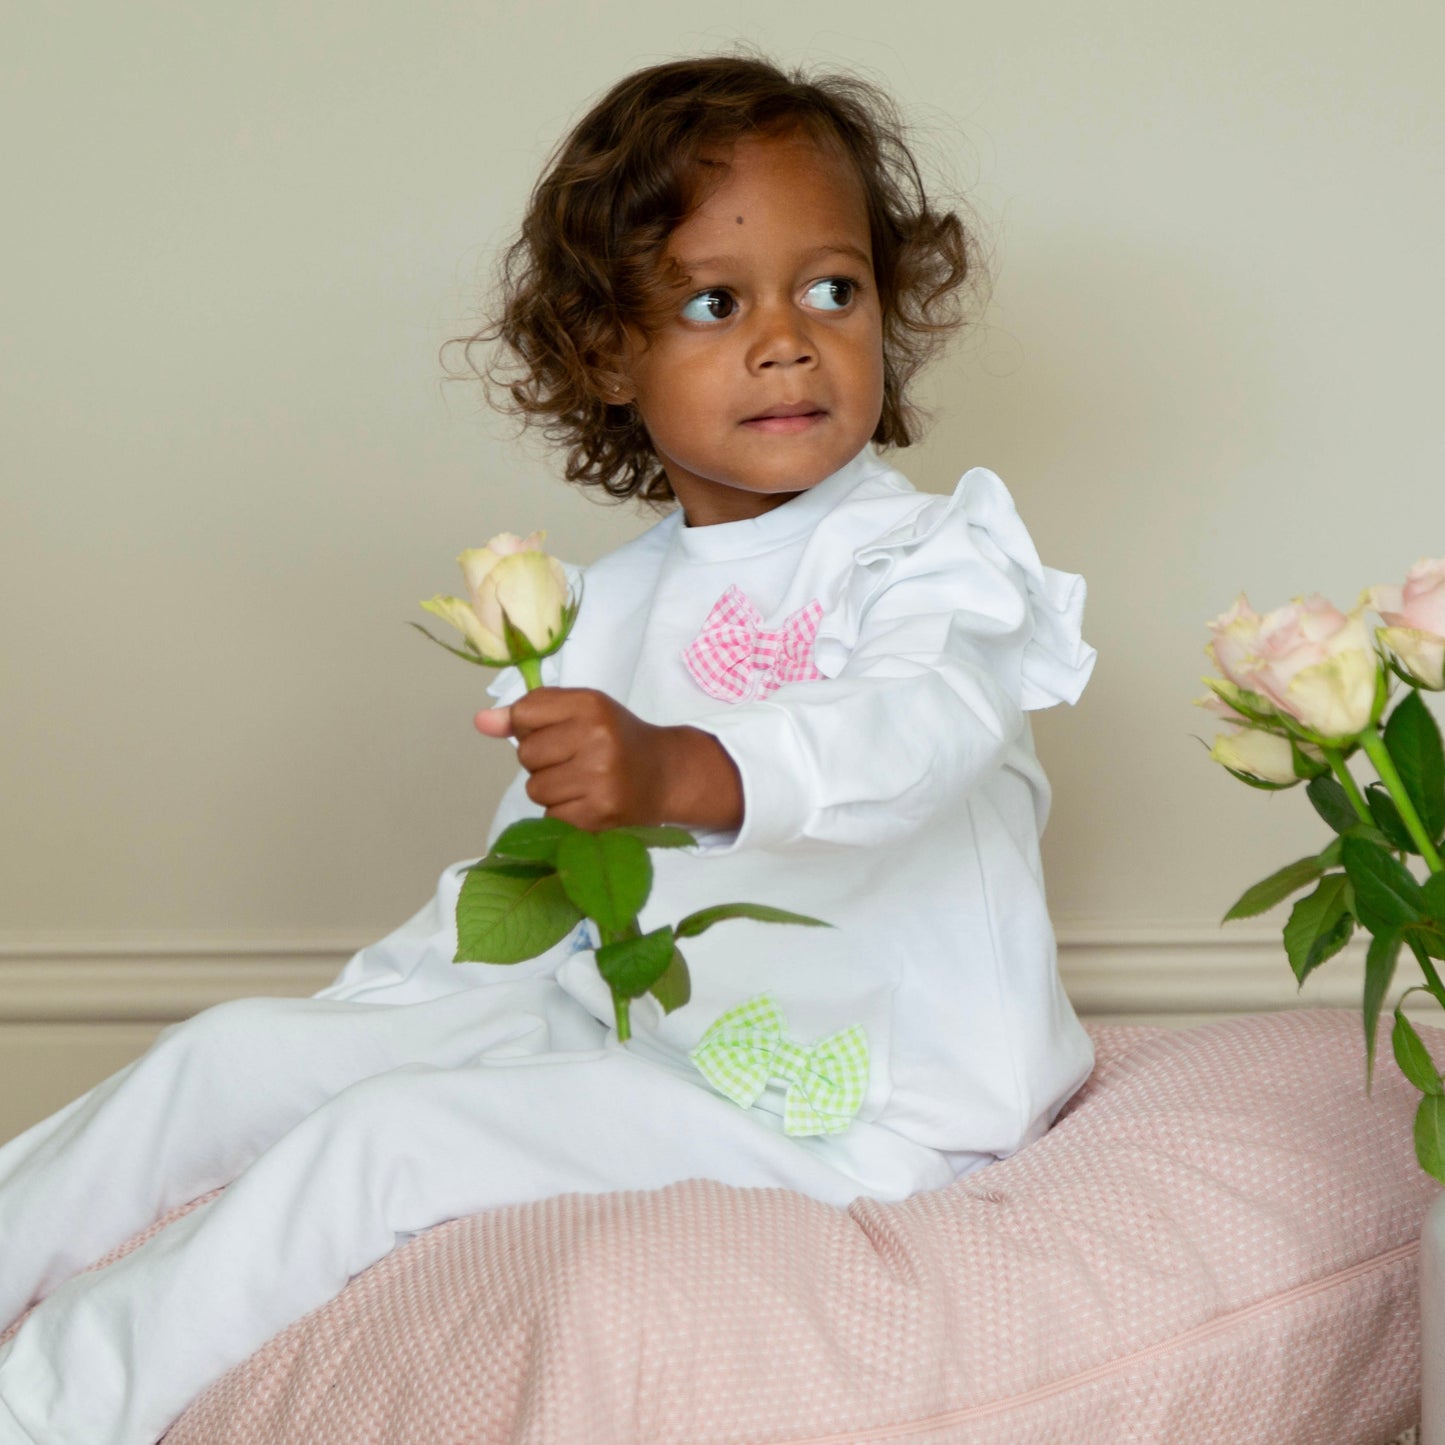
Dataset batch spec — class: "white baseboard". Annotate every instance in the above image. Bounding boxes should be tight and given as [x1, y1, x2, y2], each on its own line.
[4, 924, 1439, 1145]
[0, 924, 1438, 1024]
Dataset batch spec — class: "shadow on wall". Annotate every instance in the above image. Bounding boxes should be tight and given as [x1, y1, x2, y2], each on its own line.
[918, 230, 1328, 922]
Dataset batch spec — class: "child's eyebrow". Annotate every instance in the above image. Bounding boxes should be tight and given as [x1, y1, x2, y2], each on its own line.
[675, 241, 874, 275]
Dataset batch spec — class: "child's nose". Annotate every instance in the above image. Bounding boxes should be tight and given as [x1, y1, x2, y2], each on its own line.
[748, 305, 816, 371]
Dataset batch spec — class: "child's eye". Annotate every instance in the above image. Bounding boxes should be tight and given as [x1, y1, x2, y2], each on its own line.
[802, 278, 856, 312]
[680, 289, 737, 324]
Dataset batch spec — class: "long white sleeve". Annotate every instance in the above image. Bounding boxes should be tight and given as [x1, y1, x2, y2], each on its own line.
[687, 557, 1031, 851]
[680, 468, 1094, 852]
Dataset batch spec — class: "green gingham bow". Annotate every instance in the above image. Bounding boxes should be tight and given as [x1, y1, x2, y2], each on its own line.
[688, 993, 869, 1137]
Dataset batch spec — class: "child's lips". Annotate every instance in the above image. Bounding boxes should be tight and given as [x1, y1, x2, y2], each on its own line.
[740, 404, 828, 434]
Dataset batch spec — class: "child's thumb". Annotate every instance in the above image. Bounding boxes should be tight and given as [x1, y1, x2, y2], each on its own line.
[473, 706, 515, 738]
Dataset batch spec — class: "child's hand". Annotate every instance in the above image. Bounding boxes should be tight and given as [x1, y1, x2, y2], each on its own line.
[475, 688, 743, 834]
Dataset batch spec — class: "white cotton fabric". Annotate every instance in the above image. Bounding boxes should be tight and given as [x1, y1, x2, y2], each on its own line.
[330, 444, 1098, 1163]
[0, 446, 1097, 1445]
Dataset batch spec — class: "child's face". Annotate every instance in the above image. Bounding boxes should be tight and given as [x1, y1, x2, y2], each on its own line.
[620, 131, 885, 527]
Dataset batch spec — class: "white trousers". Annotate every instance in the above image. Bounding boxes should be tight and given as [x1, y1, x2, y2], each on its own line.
[0, 973, 953, 1445]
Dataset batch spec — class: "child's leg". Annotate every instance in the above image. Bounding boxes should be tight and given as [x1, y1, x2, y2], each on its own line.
[0, 1043, 949, 1445]
[0, 977, 599, 1330]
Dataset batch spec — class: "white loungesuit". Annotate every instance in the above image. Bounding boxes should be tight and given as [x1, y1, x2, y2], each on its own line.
[0, 445, 1096, 1445]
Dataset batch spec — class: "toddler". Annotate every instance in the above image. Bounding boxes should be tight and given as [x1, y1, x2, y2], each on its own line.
[0, 54, 1096, 1445]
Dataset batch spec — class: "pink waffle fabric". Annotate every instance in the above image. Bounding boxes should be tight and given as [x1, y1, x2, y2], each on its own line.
[6, 1010, 1440, 1443]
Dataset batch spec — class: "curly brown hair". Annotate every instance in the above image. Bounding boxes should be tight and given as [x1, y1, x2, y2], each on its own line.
[447, 54, 984, 507]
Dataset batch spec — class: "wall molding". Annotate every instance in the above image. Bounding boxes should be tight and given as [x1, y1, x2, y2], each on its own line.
[0, 924, 1437, 1025]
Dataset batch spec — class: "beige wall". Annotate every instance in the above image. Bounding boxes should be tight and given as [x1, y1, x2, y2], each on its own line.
[3, 2, 1443, 1139]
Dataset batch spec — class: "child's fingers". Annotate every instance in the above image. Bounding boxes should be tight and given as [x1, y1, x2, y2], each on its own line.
[508, 686, 610, 737]
[523, 764, 590, 814]
[473, 706, 515, 738]
[515, 723, 581, 773]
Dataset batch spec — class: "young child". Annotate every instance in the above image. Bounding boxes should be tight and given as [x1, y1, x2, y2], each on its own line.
[0, 55, 1096, 1445]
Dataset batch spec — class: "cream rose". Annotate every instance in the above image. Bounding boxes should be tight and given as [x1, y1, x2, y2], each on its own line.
[458, 532, 568, 654]
[417, 530, 575, 674]
[1366, 557, 1445, 690]
[1234, 594, 1380, 741]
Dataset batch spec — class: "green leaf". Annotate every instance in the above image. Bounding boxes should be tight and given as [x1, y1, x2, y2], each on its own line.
[1306, 775, 1361, 834]
[1405, 922, 1445, 961]
[1392, 1008, 1443, 1095]
[611, 826, 698, 850]
[1363, 931, 1403, 1089]
[1365, 783, 1418, 854]
[594, 925, 677, 999]
[1222, 855, 1327, 922]
[490, 817, 580, 865]
[674, 901, 833, 939]
[555, 830, 653, 936]
[1312, 913, 1354, 977]
[1339, 822, 1397, 853]
[1282, 874, 1352, 984]
[648, 945, 692, 1014]
[1383, 690, 1445, 842]
[467, 856, 554, 879]
[1414, 1095, 1445, 1185]
[454, 866, 582, 964]
[1422, 870, 1445, 921]
[1341, 835, 1425, 935]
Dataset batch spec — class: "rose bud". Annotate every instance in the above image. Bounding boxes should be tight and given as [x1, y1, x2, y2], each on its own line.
[1366, 557, 1445, 690]
[1209, 726, 1321, 787]
[417, 530, 578, 681]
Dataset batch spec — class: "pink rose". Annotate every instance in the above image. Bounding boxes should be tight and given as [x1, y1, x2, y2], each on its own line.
[1204, 594, 1264, 688]
[1366, 557, 1445, 690]
[1234, 594, 1380, 741]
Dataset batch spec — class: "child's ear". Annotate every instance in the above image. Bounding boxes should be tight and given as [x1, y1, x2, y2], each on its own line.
[600, 324, 647, 406]
[596, 373, 636, 405]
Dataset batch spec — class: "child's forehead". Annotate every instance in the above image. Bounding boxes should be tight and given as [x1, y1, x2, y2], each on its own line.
[690, 126, 861, 198]
[668, 132, 871, 257]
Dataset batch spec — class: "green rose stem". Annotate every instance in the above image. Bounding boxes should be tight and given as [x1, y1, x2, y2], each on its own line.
[1408, 937, 1445, 1008]
[600, 921, 641, 1043]
[1322, 748, 1372, 825]
[1359, 728, 1444, 872]
[510, 651, 640, 1043]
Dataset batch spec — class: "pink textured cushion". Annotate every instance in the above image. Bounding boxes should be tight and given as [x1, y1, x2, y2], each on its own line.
[9, 1011, 1441, 1442]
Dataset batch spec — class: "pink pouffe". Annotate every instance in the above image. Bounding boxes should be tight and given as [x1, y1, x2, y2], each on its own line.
[6, 1010, 1439, 1443]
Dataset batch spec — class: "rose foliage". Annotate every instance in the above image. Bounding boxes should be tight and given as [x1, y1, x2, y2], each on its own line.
[1201, 559, 1445, 1183]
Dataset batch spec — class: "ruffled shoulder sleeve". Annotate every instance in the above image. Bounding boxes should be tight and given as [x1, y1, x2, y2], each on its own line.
[813, 466, 1096, 710]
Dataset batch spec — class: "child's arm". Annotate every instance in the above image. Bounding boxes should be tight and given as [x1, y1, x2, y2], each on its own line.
[475, 689, 744, 834]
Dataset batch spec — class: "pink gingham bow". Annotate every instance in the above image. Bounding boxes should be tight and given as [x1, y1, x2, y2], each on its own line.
[682, 585, 826, 703]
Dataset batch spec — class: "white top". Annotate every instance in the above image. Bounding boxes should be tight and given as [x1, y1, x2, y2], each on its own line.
[331, 445, 1097, 1167]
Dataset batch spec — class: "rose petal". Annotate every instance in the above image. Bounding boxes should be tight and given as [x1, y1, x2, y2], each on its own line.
[492, 551, 569, 651]
[420, 595, 508, 660]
